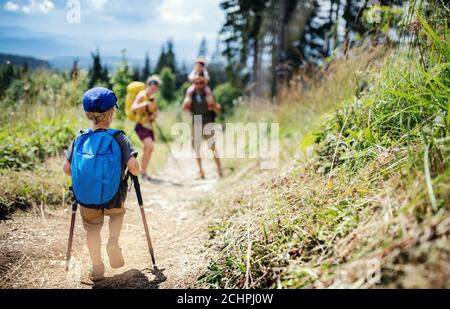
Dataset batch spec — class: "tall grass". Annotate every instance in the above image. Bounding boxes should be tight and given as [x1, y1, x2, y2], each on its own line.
[0, 68, 174, 218]
[219, 46, 387, 175]
[200, 3, 449, 289]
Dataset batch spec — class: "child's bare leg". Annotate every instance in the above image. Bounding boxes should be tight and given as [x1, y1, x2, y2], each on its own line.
[107, 213, 125, 268]
[109, 213, 124, 242]
[80, 209, 104, 267]
[86, 227, 102, 266]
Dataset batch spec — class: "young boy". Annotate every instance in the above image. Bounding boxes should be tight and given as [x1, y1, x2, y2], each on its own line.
[185, 57, 215, 111]
[63, 87, 141, 281]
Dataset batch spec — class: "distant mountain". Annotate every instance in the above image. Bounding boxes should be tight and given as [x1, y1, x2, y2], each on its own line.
[50, 56, 145, 71]
[0, 26, 51, 39]
[0, 26, 200, 70]
[0, 53, 49, 69]
[0, 37, 90, 60]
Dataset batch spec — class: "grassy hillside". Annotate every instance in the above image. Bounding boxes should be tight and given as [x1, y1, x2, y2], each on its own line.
[200, 13, 449, 288]
[0, 68, 175, 219]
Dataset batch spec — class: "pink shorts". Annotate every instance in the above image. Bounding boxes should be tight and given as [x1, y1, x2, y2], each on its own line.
[187, 85, 212, 97]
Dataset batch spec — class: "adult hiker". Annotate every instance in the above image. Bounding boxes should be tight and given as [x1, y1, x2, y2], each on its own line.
[184, 57, 215, 112]
[130, 75, 161, 182]
[183, 76, 223, 179]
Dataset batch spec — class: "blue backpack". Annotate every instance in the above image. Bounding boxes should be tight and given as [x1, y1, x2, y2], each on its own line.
[71, 129, 125, 209]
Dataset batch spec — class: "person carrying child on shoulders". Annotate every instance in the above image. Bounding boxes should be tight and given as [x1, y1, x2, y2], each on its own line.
[63, 87, 141, 282]
[184, 57, 215, 112]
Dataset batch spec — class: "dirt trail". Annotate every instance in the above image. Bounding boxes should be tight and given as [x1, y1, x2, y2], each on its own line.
[0, 149, 219, 289]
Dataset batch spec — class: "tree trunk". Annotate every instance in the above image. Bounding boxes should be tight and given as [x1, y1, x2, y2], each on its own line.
[251, 14, 263, 97]
[275, 0, 297, 100]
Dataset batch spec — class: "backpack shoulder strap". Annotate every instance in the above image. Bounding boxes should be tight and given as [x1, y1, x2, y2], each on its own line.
[81, 129, 93, 135]
[73, 129, 92, 147]
[106, 129, 126, 138]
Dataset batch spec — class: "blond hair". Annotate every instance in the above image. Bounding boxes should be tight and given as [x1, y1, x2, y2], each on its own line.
[85, 107, 115, 125]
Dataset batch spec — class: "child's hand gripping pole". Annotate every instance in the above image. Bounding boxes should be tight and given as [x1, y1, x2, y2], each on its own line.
[66, 198, 78, 271]
[131, 175, 156, 267]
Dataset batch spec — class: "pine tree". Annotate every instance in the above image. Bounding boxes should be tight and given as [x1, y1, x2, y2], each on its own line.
[70, 59, 80, 80]
[142, 53, 152, 80]
[198, 38, 208, 57]
[155, 39, 178, 75]
[208, 41, 227, 90]
[110, 52, 133, 119]
[87, 49, 110, 88]
[220, 0, 249, 87]
[219, 0, 269, 89]
[176, 61, 189, 89]
[165, 39, 177, 73]
[155, 46, 167, 74]
[132, 66, 141, 81]
[0, 62, 15, 98]
[159, 67, 176, 104]
[101, 66, 109, 87]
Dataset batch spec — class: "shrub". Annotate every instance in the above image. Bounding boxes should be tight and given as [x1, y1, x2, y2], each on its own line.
[111, 60, 133, 119]
[0, 164, 71, 220]
[160, 67, 177, 104]
[213, 82, 242, 115]
[0, 118, 77, 170]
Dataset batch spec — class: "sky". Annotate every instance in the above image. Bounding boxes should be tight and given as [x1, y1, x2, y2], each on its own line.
[0, 0, 225, 61]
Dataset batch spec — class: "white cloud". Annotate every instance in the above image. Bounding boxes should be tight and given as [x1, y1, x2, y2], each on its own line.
[20, 0, 54, 14]
[3, 1, 20, 11]
[158, 0, 201, 24]
[38, 0, 54, 13]
[89, 0, 107, 11]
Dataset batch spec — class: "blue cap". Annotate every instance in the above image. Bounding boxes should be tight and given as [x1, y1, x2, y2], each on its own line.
[82, 87, 118, 113]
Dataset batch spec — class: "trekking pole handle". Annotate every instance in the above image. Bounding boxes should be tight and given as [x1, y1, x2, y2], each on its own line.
[71, 201, 78, 212]
[131, 175, 144, 206]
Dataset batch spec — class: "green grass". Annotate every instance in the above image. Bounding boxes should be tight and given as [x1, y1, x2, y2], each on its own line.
[199, 11, 450, 288]
[0, 158, 71, 219]
[0, 104, 173, 218]
[0, 69, 174, 218]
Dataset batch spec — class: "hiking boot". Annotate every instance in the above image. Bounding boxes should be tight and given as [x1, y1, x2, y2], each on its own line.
[89, 263, 105, 282]
[107, 238, 125, 269]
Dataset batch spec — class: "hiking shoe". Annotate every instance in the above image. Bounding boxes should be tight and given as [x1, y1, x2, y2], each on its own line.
[89, 264, 105, 282]
[107, 239, 125, 269]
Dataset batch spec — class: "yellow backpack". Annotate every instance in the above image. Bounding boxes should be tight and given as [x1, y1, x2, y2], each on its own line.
[125, 81, 146, 122]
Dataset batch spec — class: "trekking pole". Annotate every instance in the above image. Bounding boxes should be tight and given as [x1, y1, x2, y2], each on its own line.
[66, 198, 78, 271]
[153, 121, 184, 173]
[132, 174, 156, 267]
